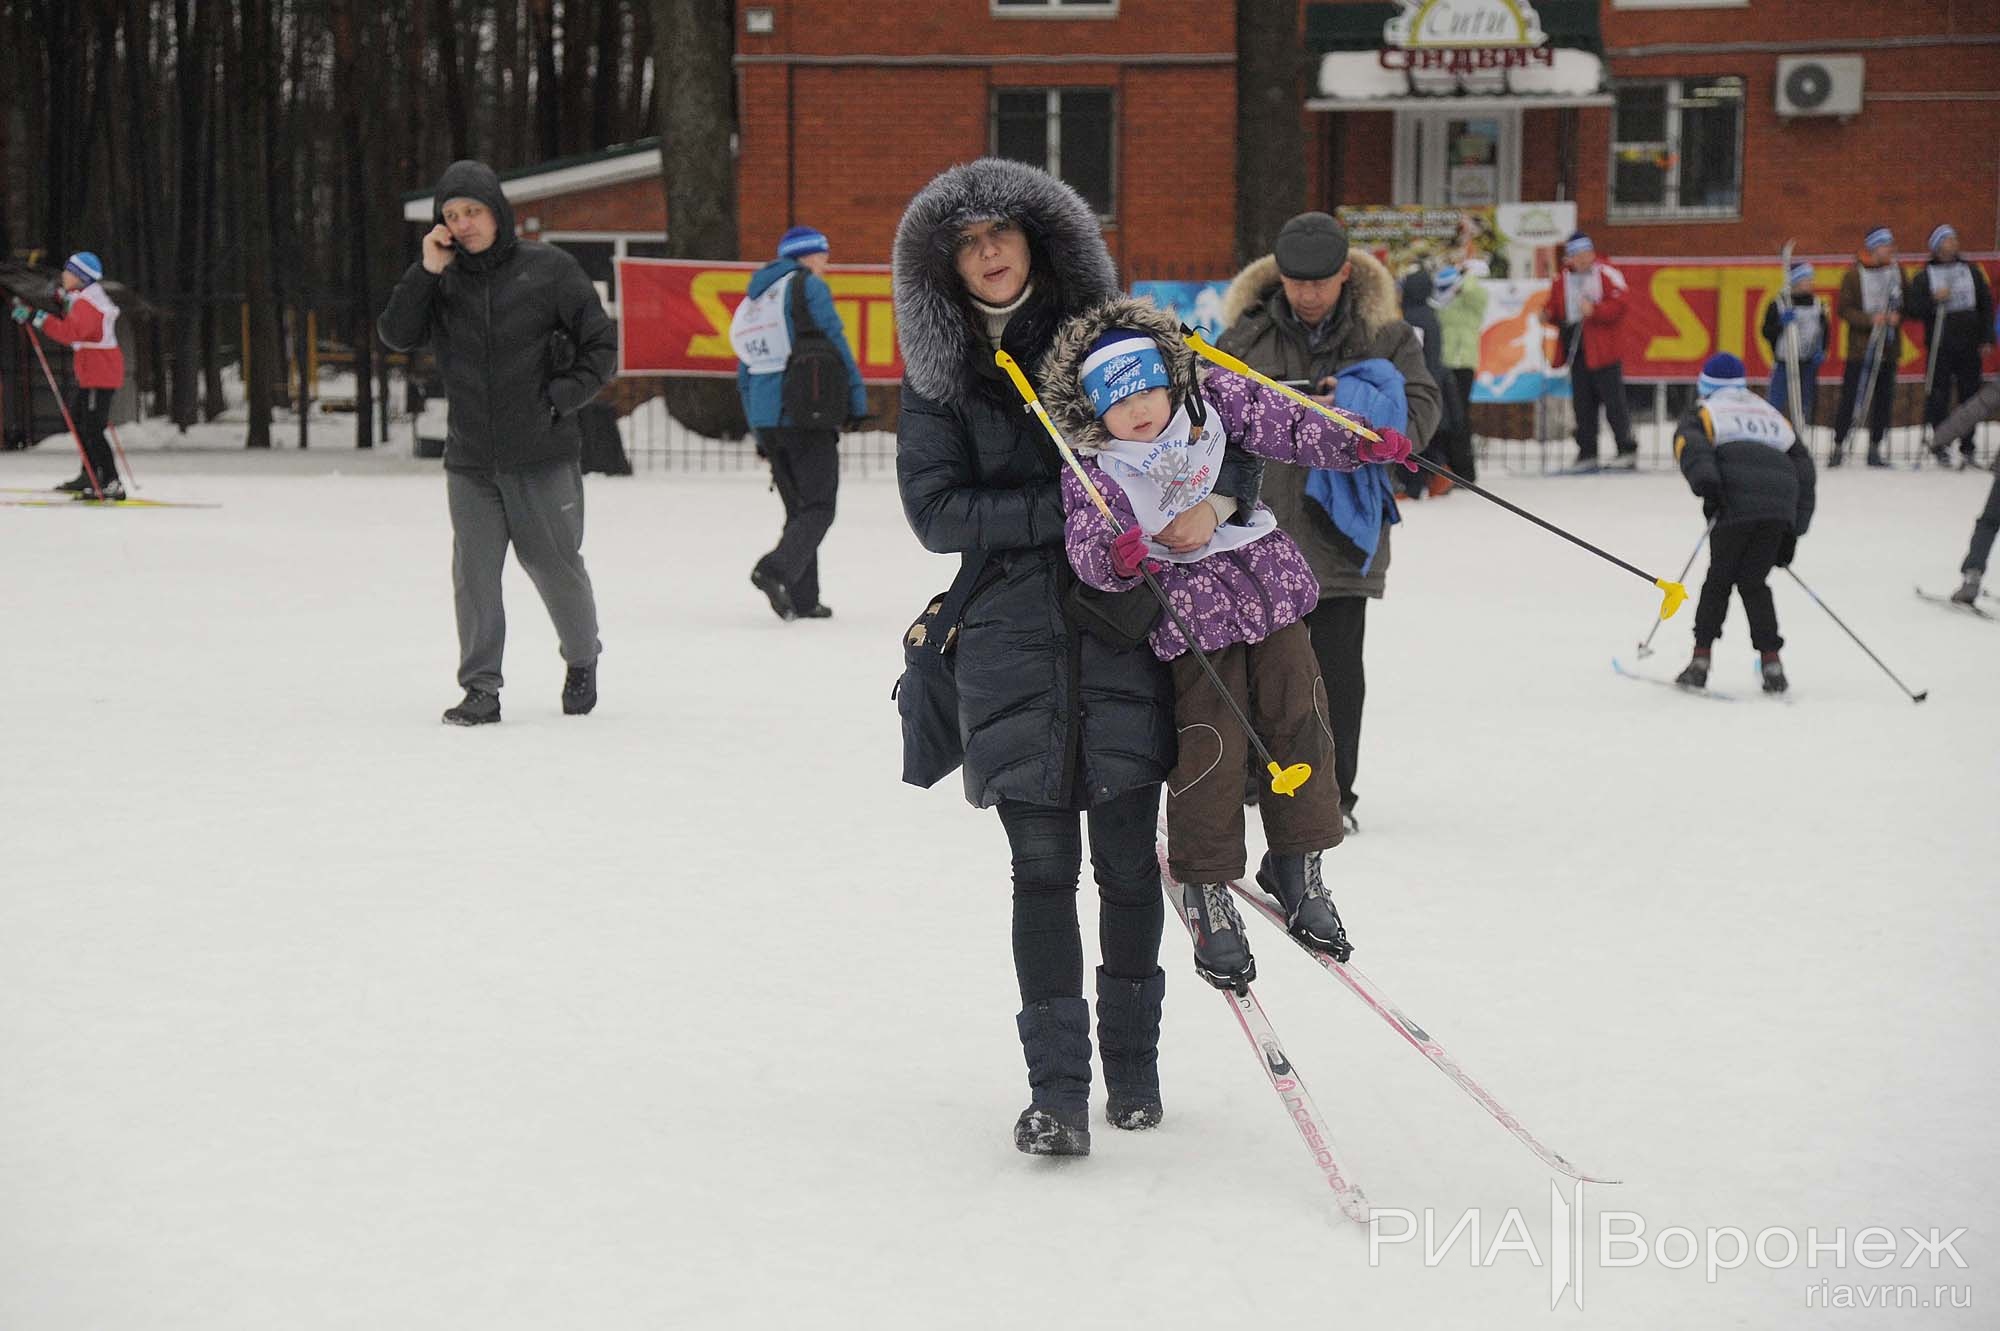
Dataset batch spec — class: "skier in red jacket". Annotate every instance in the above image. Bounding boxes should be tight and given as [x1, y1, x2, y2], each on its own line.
[1542, 233, 1637, 471]
[10, 251, 125, 499]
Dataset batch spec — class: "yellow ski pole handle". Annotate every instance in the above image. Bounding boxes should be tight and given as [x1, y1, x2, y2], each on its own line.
[992, 348, 1311, 795]
[1182, 328, 1383, 444]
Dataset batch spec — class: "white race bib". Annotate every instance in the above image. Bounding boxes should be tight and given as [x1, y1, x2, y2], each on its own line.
[1928, 262, 1977, 314]
[1096, 405, 1277, 564]
[1704, 386, 1796, 452]
[729, 273, 795, 374]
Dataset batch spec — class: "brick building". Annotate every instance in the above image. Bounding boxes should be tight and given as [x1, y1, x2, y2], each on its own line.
[405, 3, 1999, 282]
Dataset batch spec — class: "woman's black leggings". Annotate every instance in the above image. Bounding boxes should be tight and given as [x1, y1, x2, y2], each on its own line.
[996, 784, 1164, 1004]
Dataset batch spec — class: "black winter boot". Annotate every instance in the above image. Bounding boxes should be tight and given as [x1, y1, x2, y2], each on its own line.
[1951, 570, 1981, 606]
[1675, 649, 1711, 690]
[1095, 967, 1165, 1130]
[442, 688, 501, 726]
[1760, 651, 1788, 694]
[1014, 997, 1092, 1156]
[1177, 881, 1255, 994]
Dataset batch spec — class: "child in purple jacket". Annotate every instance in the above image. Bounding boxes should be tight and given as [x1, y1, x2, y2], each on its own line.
[1043, 300, 1416, 992]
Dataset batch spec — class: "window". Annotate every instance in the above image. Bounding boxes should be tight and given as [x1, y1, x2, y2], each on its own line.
[992, 88, 1115, 218]
[1609, 77, 1743, 220]
[992, 0, 1116, 15]
[543, 234, 668, 308]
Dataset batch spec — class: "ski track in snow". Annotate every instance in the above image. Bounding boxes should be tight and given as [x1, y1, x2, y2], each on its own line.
[1, 441, 1994, 1331]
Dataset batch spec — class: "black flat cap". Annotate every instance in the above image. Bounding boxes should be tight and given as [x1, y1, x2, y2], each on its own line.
[1274, 212, 1351, 280]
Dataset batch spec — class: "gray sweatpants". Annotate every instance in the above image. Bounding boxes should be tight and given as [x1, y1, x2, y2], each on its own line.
[447, 459, 601, 693]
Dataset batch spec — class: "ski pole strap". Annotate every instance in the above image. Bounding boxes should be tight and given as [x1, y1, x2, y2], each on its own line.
[1181, 329, 1382, 442]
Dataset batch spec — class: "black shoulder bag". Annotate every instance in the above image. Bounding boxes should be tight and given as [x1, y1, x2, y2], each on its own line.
[892, 552, 992, 789]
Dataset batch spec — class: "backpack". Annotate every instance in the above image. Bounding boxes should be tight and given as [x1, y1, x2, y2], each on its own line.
[781, 270, 849, 430]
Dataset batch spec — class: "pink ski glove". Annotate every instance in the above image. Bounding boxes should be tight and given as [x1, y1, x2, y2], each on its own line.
[1109, 526, 1154, 579]
[1360, 426, 1421, 473]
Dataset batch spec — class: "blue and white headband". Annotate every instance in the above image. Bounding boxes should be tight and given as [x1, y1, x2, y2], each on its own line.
[1929, 224, 1957, 252]
[1080, 335, 1170, 418]
[1788, 262, 1815, 286]
[1697, 368, 1747, 397]
[1864, 227, 1894, 251]
[1563, 234, 1594, 258]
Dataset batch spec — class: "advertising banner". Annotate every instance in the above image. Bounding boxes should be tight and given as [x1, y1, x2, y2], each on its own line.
[615, 257, 902, 381]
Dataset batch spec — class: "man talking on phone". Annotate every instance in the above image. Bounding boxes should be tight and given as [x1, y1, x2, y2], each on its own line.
[380, 160, 616, 726]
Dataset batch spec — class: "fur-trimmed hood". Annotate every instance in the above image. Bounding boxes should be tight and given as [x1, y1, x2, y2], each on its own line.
[1218, 249, 1401, 340]
[892, 157, 1119, 402]
[1042, 296, 1197, 454]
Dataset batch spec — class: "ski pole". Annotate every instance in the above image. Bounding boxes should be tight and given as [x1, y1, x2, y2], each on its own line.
[1783, 567, 1928, 704]
[1637, 517, 1716, 658]
[1920, 306, 1945, 457]
[1183, 329, 1690, 622]
[106, 419, 137, 489]
[21, 324, 103, 499]
[994, 349, 1312, 797]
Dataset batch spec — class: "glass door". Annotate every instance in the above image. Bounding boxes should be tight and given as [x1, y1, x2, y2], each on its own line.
[1394, 109, 1521, 206]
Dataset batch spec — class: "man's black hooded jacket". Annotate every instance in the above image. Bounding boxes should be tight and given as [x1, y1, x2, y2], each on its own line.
[379, 159, 617, 472]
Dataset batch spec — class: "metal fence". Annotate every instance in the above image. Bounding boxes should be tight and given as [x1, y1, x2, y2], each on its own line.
[612, 380, 1996, 479]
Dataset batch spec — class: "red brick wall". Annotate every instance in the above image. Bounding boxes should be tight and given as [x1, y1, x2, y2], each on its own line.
[515, 176, 665, 235]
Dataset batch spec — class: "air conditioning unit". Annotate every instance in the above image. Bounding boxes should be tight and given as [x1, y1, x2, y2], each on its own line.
[1775, 56, 1864, 118]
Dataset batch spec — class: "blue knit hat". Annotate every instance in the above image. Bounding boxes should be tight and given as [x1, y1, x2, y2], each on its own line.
[1697, 352, 1746, 398]
[64, 251, 103, 284]
[1563, 233, 1594, 258]
[1788, 262, 1815, 286]
[1864, 226, 1894, 251]
[1080, 329, 1171, 419]
[777, 225, 829, 260]
[1929, 224, 1957, 253]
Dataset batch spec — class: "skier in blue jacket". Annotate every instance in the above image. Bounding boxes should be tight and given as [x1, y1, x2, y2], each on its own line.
[733, 226, 868, 620]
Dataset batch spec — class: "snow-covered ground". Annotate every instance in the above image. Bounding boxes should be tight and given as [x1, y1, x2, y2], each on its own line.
[1, 436, 1994, 1330]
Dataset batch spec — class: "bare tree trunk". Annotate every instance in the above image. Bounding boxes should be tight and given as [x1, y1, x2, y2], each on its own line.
[238, 0, 281, 447]
[200, 42, 225, 422]
[527, 0, 561, 163]
[590, 0, 617, 149]
[330, 0, 372, 447]
[628, 2, 655, 139]
[1235, 0, 1306, 267]
[652, 0, 741, 436]
[124, 0, 168, 414]
[170, 0, 211, 429]
[434, 0, 470, 161]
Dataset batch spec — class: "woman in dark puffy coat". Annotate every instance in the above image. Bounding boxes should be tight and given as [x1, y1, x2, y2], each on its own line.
[893, 159, 1178, 1157]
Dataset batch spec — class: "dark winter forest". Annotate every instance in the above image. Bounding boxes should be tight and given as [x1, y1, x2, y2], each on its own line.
[0, 0, 736, 447]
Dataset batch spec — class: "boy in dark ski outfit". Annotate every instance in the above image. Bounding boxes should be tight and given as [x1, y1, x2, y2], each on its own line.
[1905, 223, 1995, 467]
[1673, 353, 1817, 694]
[1931, 378, 2000, 603]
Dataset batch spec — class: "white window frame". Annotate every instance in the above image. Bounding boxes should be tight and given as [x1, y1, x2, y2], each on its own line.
[990, 88, 1118, 221]
[990, 0, 1117, 17]
[539, 231, 669, 314]
[1607, 77, 1745, 223]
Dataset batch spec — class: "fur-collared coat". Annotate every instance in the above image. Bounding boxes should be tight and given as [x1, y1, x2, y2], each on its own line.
[1040, 296, 1373, 662]
[1214, 250, 1440, 599]
[892, 158, 1174, 810]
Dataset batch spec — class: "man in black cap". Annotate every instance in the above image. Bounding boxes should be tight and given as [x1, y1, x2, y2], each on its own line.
[1215, 212, 1440, 834]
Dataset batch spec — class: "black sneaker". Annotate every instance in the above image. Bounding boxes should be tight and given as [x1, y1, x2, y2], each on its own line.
[442, 688, 500, 726]
[53, 472, 92, 493]
[749, 565, 796, 621]
[1950, 572, 1982, 606]
[1178, 881, 1255, 993]
[795, 603, 833, 619]
[73, 478, 124, 501]
[562, 662, 597, 715]
[1828, 444, 1845, 468]
[1675, 654, 1710, 689]
[1257, 851, 1353, 962]
[1604, 450, 1638, 471]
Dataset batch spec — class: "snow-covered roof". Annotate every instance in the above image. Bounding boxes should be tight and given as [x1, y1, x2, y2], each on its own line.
[400, 139, 664, 222]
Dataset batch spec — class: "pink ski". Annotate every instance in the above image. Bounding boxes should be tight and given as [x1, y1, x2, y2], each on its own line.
[1158, 846, 1371, 1221]
[1230, 881, 1618, 1184]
